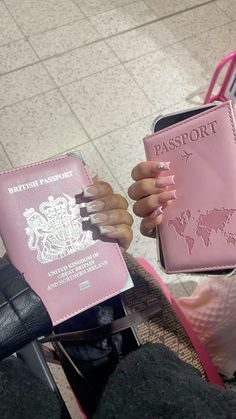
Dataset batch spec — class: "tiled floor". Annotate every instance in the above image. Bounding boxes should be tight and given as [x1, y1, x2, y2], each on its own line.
[0, 0, 235, 416]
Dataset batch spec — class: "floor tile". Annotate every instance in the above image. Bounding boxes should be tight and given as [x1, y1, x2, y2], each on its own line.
[181, 279, 198, 295]
[0, 144, 12, 170]
[5, 0, 84, 36]
[66, 142, 121, 191]
[0, 40, 38, 75]
[0, 144, 12, 256]
[29, 19, 101, 60]
[182, 22, 236, 73]
[44, 41, 119, 86]
[179, 274, 205, 295]
[74, 0, 136, 16]
[159, 86, 208, 114]
[0, 237, 5, 257]
[125, 44, 207, 111]
[0, 1, 23, 46]
[47, 362, 83, 419]
[0, 145, 11, 257]
[167, 281, 189, 299]
[94, 116, 154, 192]
[145, 0, 212, 19]
[0, 90, 89, 166]
[107, 20, 176, 62]
[61, 65, 155, 139]
[164, 3, 230, 41]
[0, 63, 55, 109]
[161, 99, 203, 115]
[216, 0, 236, 18]
[89, 1, 156, 37]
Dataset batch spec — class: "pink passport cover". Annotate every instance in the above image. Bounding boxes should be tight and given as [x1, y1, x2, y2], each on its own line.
[0, 154, 131, 325]
[144, 101, 236, 273]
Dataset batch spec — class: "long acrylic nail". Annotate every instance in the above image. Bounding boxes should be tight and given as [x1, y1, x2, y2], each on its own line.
[159, 190, 177, 203]
[83, 186, 99, 198]
[99, 226, 116, 235]
[155, 175, 175, 188]
[150, 206, 163, 220]
[85, 200, 105, 213]
[90, 213, 108, 225]
[152, 162, 170, 172]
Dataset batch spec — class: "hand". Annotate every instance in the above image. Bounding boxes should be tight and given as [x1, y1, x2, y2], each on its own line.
[81, 178, 133, 250]
[128, 161, 176, 238]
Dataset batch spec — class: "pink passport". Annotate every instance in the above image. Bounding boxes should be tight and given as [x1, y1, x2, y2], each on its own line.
[144, 101, 236, 273]
[0, 152, 132, 325]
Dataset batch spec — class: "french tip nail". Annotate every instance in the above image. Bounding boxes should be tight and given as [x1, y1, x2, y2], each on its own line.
[83, 190, 93, 198]
[155, 174, 175, 187]
[85, 200, 105, 213]
[89, 213, 108, 224]
[160, 189, 177, 203]
[85, 203, 94, 214]
[150, 206, 163, 219]
[83, 186, 98, 198]
[169, 189, 177, 200]
[153, 161, 170, 172]
[165, 161, 170, 170]
[89, 214, 98, 225]
[99, 226, 116, 235]
[160, 161, 170, 170]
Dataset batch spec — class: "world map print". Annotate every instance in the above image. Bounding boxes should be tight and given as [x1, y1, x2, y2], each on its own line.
[168, 208, 236, 255]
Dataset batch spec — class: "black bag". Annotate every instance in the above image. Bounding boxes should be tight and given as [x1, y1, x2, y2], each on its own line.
[0, 257, 52, 360]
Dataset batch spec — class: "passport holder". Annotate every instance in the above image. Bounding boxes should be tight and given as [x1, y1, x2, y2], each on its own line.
[144, 101, 236, 273]
[0, 153, 132, 324]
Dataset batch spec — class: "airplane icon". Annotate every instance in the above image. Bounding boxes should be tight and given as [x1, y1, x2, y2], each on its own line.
[181, 150, 193, 162]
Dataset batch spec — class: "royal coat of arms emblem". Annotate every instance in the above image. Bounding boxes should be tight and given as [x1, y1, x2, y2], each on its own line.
[23, 194, 94, 263]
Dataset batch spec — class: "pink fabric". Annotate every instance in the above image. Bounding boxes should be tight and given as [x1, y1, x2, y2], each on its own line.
[177, 275, 236, 378]
[136, 257, 224, 387]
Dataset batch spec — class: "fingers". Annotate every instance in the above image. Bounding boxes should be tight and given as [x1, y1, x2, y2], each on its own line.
[79, 179, 133, 250]
[82, 180, 113, 200]
[129, 161, 178, 239]
[80, 180, 128, 212]
[129, 161, 174, 203]
[140, 212, 163, 238]
[129, 160, 176, 225]
[89, 209, 133, 228]
[131, 161, 170, 181]
[99, 224, 133, 250]
[128, 175, 174, 201]
[89, 209, 133, 250]
[133, 190, 177, 218]
[85, 193, 128, 213]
